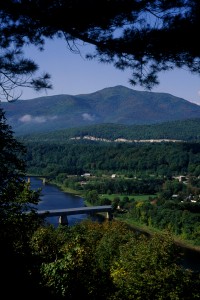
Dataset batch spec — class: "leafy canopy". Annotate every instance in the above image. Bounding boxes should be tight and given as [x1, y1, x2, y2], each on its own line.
[0, 0, 200, 100]
[0, 106, 40, 236]
[0, 107, 44, 297]
[31, 220, 200, 299]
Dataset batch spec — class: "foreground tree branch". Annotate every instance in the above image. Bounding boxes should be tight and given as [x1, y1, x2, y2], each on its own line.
[0, 0, 200, 100]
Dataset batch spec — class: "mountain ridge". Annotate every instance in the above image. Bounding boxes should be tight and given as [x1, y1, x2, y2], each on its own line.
[1, 85, 200, 135]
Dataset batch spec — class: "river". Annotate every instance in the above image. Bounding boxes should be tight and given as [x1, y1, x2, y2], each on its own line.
[29, 176, 200, 272]
[29, 176, 88, 226]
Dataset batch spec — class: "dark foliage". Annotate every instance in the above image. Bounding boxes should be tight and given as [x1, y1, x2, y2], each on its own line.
[0, 1, 200, 99]
[0, 107, 43, 297]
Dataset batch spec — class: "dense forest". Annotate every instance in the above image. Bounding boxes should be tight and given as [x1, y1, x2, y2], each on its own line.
[19, 118, 200, 142]
[23, 140, 200, 177]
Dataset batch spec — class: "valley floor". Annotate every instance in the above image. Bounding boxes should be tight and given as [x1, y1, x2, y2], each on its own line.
[48, 179, 200, 253]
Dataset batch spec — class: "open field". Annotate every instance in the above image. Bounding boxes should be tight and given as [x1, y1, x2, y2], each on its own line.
[99, 193, 157, 201]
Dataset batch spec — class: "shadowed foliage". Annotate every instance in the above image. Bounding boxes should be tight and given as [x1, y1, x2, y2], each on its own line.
[0, 1, 200, 99]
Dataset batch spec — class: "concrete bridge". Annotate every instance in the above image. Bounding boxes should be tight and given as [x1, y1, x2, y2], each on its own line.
[37, 205, 113, 225]
[27, 176, 47, 184]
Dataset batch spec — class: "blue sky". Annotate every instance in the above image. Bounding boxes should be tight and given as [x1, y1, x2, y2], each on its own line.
[21, 38, 200, 105]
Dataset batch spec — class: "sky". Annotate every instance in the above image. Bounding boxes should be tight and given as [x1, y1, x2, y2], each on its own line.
[20, 38, 200, 105]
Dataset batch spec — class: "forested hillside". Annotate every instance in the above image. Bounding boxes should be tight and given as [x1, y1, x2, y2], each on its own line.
[19, 118, 200, 143]
[24, 140, 200, 178]
[2, 85, 200, 135]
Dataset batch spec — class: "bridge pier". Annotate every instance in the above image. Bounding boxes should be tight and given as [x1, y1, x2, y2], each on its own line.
[106, 211, 113, 221]
[59, 214, 68, 225]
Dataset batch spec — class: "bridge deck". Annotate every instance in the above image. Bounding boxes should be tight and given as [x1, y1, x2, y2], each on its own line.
[37, 205, 112, 217]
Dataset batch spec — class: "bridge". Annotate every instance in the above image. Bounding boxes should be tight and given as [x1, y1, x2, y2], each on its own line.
[37, 205, 113, 225]
[27, 176, 48, 184]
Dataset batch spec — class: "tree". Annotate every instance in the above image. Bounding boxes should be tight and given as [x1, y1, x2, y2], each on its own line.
[0, 107, 42, 297]
[0, 107, 39, 212]
[85, 189, 99, 205]
[34, 220, 116, 299]
[30, 220, 200, 299]
[111, 232, 200, 299]
[0, 0, 200, 100]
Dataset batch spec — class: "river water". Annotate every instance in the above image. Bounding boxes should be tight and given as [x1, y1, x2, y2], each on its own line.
[29, 176, 88, 226]
[29, 176, 200, 272]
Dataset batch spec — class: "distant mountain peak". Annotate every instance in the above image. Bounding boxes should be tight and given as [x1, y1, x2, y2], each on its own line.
[1, 85, 200, 135]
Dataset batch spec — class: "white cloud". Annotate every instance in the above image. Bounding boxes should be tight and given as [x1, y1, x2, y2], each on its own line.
[82, 113, 95, 121]
[34, 116, 47, 123]
[50, 116, 58, 120]
[19, 114, 58, 123]
[198, 90, 200, 97]
[19, 114, 32, 122]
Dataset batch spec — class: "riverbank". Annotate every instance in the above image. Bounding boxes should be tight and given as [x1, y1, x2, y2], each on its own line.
[46, 179, 200, 252]
[48, 180, 83, 197]
[115, 215, 200, 253]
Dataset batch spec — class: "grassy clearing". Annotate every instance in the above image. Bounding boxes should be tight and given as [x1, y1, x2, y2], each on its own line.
[99, 193, 156, 201]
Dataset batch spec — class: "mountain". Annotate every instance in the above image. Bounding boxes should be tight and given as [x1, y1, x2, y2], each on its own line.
[1, 85, 200, 135]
